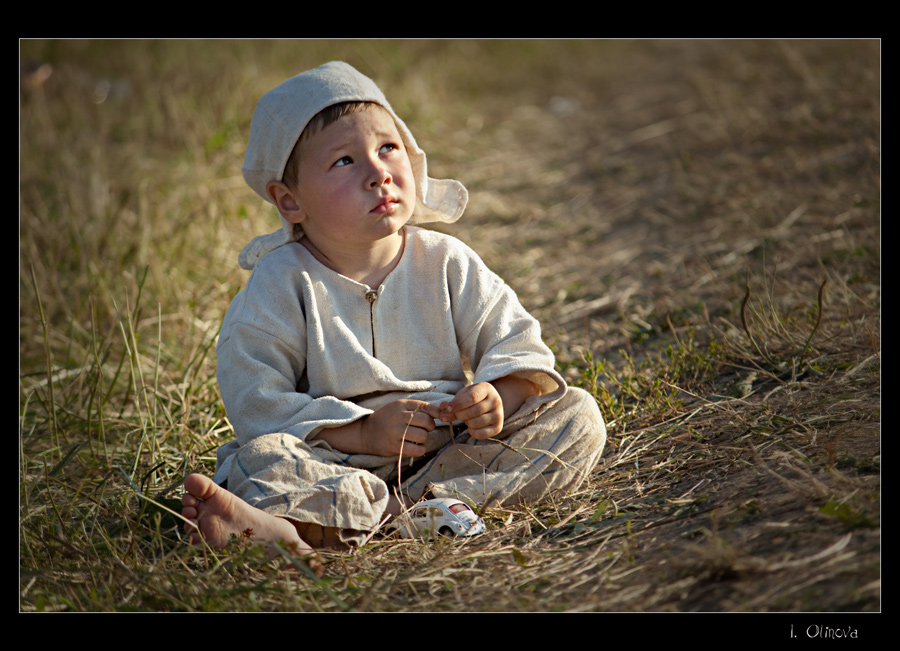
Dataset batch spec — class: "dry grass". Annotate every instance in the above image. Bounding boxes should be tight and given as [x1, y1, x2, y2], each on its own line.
[20, 39, 879, 616]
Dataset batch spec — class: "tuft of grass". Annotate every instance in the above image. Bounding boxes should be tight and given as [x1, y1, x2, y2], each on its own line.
[575, 325, 721, 436]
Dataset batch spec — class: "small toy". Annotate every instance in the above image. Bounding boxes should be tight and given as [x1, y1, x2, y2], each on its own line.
[386, 498, 486, 538]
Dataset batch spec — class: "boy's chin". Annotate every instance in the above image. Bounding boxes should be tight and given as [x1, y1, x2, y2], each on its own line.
[378, 212, 413, 232]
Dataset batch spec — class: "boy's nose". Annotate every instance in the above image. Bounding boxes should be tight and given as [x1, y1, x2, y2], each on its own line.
[367, 162, 392, 188]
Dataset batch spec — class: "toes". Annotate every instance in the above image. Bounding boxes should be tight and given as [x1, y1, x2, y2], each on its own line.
[183, 473, 218, 501]
[183, 518, 198, 538]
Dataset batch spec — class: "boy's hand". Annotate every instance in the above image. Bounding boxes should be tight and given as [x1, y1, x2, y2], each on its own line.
[313, 400, 440, 458]
[438, 382, 505, 440]
[359, 400, 441, 458]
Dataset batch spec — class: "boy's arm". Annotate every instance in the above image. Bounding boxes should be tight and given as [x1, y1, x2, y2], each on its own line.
[218, 311, 373, 448]
[491, 374, 544, 417]
[218, 249, 390, 449]
[447, 240, 567, 408]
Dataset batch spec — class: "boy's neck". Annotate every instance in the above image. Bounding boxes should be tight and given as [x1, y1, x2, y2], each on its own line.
[300, 228, 406, 289]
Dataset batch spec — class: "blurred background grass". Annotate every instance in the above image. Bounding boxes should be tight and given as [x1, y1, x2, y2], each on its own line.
[20, 39, 612, 357]
[21, 38, 879, 367]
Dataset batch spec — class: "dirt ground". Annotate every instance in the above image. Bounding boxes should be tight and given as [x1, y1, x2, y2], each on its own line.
[417, 39, 880, 615]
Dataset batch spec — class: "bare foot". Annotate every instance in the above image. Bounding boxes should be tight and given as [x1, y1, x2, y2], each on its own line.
[181, 473, 313, 557]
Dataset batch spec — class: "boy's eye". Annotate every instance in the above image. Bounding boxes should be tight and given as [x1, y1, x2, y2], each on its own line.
[333, 156, 353, 167]
[379, 143, 398, 154]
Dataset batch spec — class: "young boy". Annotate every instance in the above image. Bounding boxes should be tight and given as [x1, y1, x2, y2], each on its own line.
[181, 61, 606, 554]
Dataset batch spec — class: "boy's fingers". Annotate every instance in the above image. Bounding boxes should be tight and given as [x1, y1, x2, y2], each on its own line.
[437, 403, 456, 421]
[465, 410, 503, 438]
[439, 384, 483, 415]
[468, 421, 503, 440]
[462, 412, 498, 431]
[408, 410, 435, 431]
[404, 425, 431, 445]
[417, 402, 442, 420]
[452, 396, 499, 423]
[399, 428, 432, 456]
[400, 399, 441, 421]
[443, 406, 474, 424]
[457, 383, 487, 404]
[401, 443, 426, 458]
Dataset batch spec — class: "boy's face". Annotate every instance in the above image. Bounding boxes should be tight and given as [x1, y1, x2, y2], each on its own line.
[284, 105, 416, 251]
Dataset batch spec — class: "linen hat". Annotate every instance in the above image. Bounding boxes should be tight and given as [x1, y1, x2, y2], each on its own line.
[239, 61, 468, 270]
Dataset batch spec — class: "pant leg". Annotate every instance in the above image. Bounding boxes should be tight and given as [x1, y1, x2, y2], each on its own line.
[400, 386, 606, 506]
[226, 432, 392, 548]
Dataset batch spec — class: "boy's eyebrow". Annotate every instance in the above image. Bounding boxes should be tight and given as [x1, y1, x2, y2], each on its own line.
[320, 139, 353, 155]
[322, 128, 400, 155]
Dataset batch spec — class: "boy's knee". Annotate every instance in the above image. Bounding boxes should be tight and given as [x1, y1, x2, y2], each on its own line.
[554, 386, 604, 424]
[560, 386, 607, 450]
[235, 432, 295, 465]
[574, 385, 605, 422]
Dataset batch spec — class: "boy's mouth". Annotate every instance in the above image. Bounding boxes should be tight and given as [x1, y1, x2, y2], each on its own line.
[370, 196, 399, 215]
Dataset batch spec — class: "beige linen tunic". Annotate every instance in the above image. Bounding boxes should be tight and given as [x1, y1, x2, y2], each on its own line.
[213, 226, 606, 543]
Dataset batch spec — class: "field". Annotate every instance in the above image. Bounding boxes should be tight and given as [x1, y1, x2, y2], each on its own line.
[20, 39, 880, 619]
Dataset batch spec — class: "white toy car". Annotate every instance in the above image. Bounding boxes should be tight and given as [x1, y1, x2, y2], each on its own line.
[386, 498, 486, 538]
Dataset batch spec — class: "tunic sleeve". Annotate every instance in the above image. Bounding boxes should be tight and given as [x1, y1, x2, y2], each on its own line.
[215, 247, 372, 450]
[445, 239, 567, 400]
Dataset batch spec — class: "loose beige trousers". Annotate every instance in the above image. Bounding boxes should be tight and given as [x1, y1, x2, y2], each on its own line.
[225, 387, 606, 548]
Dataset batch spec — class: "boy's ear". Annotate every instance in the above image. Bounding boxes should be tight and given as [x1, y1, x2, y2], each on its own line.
[266, 180, 306, 225]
